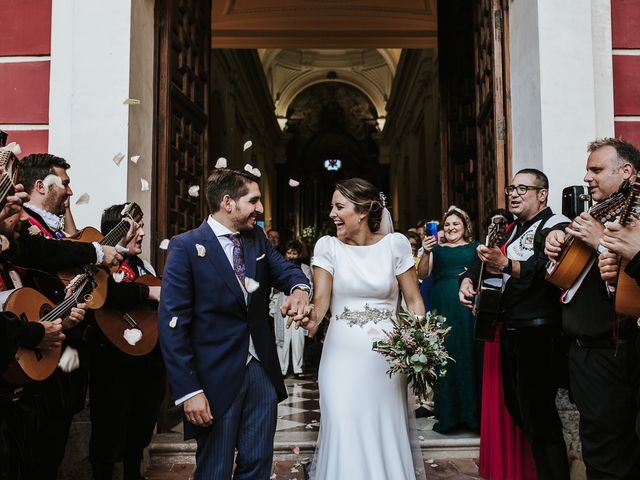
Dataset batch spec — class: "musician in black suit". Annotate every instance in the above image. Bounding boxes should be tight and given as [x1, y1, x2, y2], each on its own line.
[545, 138, 640, 479]
[88, 204, 164, 480]
[460, 168, 571, 479]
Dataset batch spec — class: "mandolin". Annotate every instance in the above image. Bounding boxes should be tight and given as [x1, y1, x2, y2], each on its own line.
[94, 274, 160, 356]
[58, 202, 143, 310]
[613, 179, 640, 316]
[545, 182, 630, 289]
[2, 271, 96, 384]
[473, 215, 508, 341]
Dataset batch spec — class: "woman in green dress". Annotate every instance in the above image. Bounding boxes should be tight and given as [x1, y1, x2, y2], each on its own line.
[418, 206, 483, 433]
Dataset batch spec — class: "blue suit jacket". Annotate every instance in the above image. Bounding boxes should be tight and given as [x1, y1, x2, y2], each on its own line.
[158, 220, 310, 439]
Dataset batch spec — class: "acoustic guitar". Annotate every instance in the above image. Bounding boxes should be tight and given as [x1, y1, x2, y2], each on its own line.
[58, 202, 143, 310]
[614, 179, 640, 317]
[545, 182, 630, 289]
[473, 215, 508, 341]
[94, 274, 160, 356]
[2, 271, 96, 384]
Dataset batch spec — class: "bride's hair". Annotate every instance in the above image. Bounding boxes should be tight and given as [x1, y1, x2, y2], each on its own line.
[335, 178, 385, 232]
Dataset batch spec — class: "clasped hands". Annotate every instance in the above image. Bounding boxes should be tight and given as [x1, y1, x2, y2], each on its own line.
[281, 289, 318, 334]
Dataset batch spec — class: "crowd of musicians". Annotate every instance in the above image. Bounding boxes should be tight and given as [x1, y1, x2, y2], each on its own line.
[0, 150, 163, 480]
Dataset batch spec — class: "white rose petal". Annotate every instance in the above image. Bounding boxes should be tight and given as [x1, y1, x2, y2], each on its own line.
[123, 98, 141, 105]
[159, 238, 170, 250]
[215, 157, 227, 168]
[130, 155, 141, 164]
[244, 277, 260, 293]
[123, 328, 143, 346]
[288, 178, 300, 187]
[169, 316, 178, 328]
[291, 446, 300, 455]
[195, 244, 206, 257]
[252, 167, 261, 177]
[140, 178, 150, 191]
[188, 185, 200, 197]
[243, 140, 253, 151]
[75, 192, 90, 205]
[58, 346, 80, 373]
[426, 459, 434, 464]
[112, 152, 126, 166]
[112, 271, 125, 283]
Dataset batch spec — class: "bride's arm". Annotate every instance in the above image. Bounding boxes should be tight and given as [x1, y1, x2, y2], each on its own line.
[397, 268, 426, 315]
[301, 266, 332, 336]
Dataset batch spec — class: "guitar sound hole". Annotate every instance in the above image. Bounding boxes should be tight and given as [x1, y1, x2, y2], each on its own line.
[40, 305, 53, 319]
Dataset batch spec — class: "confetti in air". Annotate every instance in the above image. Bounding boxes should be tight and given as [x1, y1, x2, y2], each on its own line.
[288, 179, 300, 187]
[75, 193, 90, 205]
[215, 157, 227, 169]
[169, 317, 178, 328]
[130, 155, 140, 164]
[123, 328, 142, 346]
[243, 164, 261, 177]
[188, 185, 200, 197]
[123, 98, 141, 105]
[140, 178, 150, 191]
[243, 140, 253, 151]
[113, 152, 125, 166]
[244, 277, 260, 293]
[159, 239, 170, 250]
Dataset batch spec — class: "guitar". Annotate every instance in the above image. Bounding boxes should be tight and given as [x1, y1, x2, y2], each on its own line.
[2, 271, 96, 384]
[57, 202, 144, 310]
[94, 274, 160, 356]
[473, 215, 508, 341]
[614, 179, 640, 316]
[545, 182, 630, 289]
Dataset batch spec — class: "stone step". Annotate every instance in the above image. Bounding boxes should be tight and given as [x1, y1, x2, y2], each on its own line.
[148, 432, 480, 466]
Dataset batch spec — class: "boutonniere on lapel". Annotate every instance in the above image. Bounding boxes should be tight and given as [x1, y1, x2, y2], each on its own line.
[195, 243, 206, 257]
[244, 277, 260, 293]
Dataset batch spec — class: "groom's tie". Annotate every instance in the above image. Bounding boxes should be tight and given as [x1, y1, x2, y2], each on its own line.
[225, 233, 246, 284]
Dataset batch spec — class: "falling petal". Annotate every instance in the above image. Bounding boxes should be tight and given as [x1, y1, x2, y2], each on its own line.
[431, 464, 438, 468]
[130, 155, 141, 164]
[426, 459, 434, 464]
[305, 424, 313, 429]
[123, 328, 143, 346]
[75, 192, 90, 205]
[288, 179, 300, 187]
[169, 316, 178, 328]
[140, 178, 150, 191]
[58, 346, 80, 373]
[291, 446, 300, 455]
[270, 475, 277, 480]
[188, 185, 200, 197]
[244, 277, 260, 293]
[243, 140, 253, 151]
[244, 164, 254, 174]
[252, 167, 261, 177]
[215, 157, 227, 168]
[123, 98, 141, 105]
[159, 239, 170, 250]
[418, 435, 425, 441]
[112, 271, 125, 283]
[113, 152, 126, 166]
[28, 225, 41, 236]
[195, 244, 206, 257]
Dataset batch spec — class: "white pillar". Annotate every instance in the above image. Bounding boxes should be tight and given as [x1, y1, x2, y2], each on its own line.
[49, 0, 132, 230]
[509, 0, 614, 212]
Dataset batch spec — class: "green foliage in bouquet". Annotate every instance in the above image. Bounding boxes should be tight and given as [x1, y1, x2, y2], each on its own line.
[372, 310, 453, 403]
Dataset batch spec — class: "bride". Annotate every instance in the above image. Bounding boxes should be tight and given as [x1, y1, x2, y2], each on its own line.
[301, 178, 427, 480]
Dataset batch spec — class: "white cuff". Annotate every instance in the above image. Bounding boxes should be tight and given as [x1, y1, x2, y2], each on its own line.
[175, 389, 204, 406]
[289, 284, 310, 296]
[92, 242, 104, 264]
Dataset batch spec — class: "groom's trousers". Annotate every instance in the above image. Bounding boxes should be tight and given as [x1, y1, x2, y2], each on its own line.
[194, 359, 278, 480]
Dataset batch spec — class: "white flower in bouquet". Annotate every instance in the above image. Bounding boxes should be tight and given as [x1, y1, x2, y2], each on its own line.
[372, 310, 453, 403]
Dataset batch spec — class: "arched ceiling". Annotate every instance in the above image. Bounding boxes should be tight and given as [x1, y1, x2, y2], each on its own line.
[259, 48, 400, 129]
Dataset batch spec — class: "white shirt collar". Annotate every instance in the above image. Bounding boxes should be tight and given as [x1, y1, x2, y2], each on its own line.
[207, 215, 238, 238]
[25, 203, 64, 232]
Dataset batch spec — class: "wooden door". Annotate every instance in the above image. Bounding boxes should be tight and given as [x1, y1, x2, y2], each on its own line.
[155, 0, 211, 271]
[473, 0, 511, 229]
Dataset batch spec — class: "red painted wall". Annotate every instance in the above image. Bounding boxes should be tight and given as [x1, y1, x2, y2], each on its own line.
[0, 0, 52, 56]
[0, 62, 50, 124]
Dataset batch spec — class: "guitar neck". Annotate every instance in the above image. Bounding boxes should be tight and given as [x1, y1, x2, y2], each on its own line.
[100, 219, 130, 247]
[40, 281, 89, 323]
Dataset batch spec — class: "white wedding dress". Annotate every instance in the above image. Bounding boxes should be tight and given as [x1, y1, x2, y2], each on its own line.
[309, 233, 426, 480]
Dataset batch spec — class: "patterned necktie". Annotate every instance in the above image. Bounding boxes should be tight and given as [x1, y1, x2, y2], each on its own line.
[225, 234, 246, 284]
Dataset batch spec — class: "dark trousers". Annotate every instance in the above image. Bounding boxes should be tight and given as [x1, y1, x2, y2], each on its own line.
[569, 341, 640, 480]
[194, 359, 277, 480]
[501, 324, 569, 479]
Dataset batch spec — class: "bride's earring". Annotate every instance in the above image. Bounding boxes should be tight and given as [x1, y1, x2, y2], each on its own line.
[358, 217, 362, 223]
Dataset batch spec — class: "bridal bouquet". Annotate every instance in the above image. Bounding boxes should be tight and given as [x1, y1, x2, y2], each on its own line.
[372, 311, 452, 402]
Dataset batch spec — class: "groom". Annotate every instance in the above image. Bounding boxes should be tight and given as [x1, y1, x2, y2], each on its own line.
[159, 167, 311, 479]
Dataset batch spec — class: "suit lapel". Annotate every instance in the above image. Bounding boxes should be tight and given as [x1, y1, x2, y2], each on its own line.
[242, 233, 257, 305]
[196, 221, 246, 310]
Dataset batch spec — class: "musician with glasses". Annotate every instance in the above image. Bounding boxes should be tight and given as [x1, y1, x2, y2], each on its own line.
[460, 168, 570, 479]
[544, 138, 640, 479]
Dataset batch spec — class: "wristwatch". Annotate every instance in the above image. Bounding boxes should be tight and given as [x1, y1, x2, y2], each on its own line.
[501, 257, 513, 274]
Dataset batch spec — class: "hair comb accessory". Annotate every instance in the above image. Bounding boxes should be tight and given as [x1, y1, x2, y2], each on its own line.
[379, 192, 387, 209]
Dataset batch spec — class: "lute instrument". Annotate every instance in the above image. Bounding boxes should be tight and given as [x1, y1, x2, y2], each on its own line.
[613, 179, 640, 316]
[58, 202, 143, 310]
[473, 215, 508, 341]
[545, 182, 630, 289]
[94, 274, 160, 356]
[2, 271, 96, 384]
